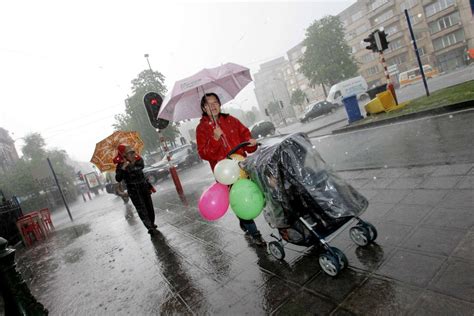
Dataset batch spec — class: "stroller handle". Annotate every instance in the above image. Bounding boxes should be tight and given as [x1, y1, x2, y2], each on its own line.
[226, 141, 260, 159]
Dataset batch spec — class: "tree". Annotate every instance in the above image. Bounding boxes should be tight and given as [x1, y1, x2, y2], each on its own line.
[1, 133, 78, 212]
[244, 111, 257, 126]
[113, 69, 180, 154]
[299, 15, 358, 95]
[22, 133, 47, 161]
[267, 101, 281, 116]
[290, 88, 308, 111]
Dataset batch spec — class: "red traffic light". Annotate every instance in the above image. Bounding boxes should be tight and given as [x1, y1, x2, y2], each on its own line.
[151, 99, 158, 105]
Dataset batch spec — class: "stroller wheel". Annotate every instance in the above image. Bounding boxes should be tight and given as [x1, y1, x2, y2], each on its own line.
[330, 247, 348, 269]
[361, 222, 377, 242]
[268, 241, 285, 260]
[319, 252, 341, 277]
[350, 226, 370, 247]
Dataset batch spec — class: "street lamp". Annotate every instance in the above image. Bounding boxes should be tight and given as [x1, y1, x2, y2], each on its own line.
[144, 53, 153, 72]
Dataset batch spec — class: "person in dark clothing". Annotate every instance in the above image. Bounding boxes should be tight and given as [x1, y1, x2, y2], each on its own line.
[115, 144, 158, 235]
[196, 92, 266, 246]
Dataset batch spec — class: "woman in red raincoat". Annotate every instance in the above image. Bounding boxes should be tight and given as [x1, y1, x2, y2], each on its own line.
[196, 92, 266, 246]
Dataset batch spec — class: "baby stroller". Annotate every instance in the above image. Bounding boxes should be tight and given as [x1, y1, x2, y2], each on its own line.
[228, 133, 377, 277]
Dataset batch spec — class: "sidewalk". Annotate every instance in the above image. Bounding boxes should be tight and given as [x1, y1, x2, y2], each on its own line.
[13, 162, 474, 315]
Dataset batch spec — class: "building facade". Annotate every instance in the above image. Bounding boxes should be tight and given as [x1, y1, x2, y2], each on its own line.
[253, 57, 296, 125]
[339, 0, 474, 87]
[0, 128, 19, 174]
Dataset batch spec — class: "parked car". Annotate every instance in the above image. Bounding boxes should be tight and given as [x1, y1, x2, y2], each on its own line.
[300, 100, 338, 123]
[143, 144, 202, 184]
[250, 120, 276, 139]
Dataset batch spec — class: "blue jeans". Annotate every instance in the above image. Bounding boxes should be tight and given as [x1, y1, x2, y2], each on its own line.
[239, 218, 260, 237]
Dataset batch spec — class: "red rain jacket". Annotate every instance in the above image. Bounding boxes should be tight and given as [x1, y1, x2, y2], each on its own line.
[196, 114, 257, 170]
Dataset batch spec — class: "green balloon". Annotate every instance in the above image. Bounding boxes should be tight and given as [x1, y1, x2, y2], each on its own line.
[230, 179, 265, 220]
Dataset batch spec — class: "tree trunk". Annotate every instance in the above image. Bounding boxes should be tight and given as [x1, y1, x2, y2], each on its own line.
[321, 84, 327, 98]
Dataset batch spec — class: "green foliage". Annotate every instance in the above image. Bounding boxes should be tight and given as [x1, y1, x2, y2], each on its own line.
[0, 134, 77, 212]
[267, 101, 281, 116]
[300, 15, 358, 88]
[21, 132, 47, 160]
[290, 89, 307, 106]
[113, 69, 180, 154]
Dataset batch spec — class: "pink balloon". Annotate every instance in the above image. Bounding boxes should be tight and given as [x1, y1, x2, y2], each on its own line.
[198, 182, 230, 221]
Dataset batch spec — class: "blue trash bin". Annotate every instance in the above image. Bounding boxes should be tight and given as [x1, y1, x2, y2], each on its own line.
[342, 94, 363, 123]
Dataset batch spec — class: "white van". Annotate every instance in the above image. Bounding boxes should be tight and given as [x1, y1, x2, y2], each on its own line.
[326, 76, 369, 105]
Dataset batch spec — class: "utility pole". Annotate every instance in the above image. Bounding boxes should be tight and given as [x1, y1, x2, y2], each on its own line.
[404, 10, 430, 97]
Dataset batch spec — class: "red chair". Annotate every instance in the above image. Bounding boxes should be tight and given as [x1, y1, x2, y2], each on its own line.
[16, 216, 44, 246]
[39, 208, 54, 233]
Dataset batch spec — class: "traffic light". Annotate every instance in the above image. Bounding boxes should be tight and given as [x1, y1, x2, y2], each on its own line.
[363, 32, 377, 52]
[143, 92, 170, 130]
[378, 30, 389, 51]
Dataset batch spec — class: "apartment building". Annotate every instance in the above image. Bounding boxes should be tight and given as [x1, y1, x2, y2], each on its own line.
[339, 0, 473, 87]
[0, 128, 19, 175]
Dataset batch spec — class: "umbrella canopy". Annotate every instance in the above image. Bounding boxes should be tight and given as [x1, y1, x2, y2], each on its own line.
[90, 131, 144, 172]
[158, 62, 252, 122]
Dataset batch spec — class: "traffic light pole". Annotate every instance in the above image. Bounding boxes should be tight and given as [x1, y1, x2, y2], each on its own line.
[157, 131, 187, 205]
[405, 9, 430, 97]
[379, 51, 398, 105]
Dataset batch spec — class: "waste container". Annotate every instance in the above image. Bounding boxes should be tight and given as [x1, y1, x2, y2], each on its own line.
[342, 95, 363, 123]
[367, 84, 387, 99]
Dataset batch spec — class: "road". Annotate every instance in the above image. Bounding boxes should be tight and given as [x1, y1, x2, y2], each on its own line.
[311, 109, 474, 170]
[396, 66, 474, 103]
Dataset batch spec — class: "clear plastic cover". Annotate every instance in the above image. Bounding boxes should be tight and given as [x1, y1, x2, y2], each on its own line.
[242, 133, 368, 229]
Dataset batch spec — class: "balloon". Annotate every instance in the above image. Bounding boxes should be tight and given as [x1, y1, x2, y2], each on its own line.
[198, 183, 230, 221]
[230, 154, 249, 179]
[214, 159, 241, 185]
[229, 179, 265, 220]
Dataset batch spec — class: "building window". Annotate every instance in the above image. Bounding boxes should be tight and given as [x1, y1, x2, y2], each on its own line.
[352, 11, 363, 21]
[385, 23, 399, 36]
[374, 9, 394, 24]
[355, 24, 369, 36]
[401, 0, 418, 11]
[424, 0, 455, 18]
[370, 0, 390, 11]
[387, 53, 407, 66]
[360, 53, 376, 63]
[429, 11, 461, 34]
[386, 39, 404, 53]
[366, 65, 380, 75]
[433, 29, 465, 50]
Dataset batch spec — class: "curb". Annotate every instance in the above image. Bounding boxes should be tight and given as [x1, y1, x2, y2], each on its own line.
[331, 99, 474, 134]
[306, 118, 346, 135]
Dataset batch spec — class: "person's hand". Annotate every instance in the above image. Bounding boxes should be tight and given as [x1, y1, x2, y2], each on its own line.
[248, 138, 258, 146]
[213, 127, 223, 140]
[121, 161, 130, 170]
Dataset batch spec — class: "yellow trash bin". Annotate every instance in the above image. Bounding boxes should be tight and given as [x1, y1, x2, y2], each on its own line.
[376, 91, 396, 110]
[365, 98, 385, 114]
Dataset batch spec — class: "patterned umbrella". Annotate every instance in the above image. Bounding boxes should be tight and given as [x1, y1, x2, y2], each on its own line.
[90, 131, 144, 172]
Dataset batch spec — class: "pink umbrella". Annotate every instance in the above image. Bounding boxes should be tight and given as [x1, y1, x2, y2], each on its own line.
[158, 62, 252, 122]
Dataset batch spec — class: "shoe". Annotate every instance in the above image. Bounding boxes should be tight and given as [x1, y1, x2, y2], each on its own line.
[148, 228, 159, 235]
[153, 224, 158, 228]
[252, 235, 267, 247]
[239, 222, 250, 235]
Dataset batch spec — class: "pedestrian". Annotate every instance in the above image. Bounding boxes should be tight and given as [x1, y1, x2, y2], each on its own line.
[196, 92, 266, 246]
[114, 144, 158, 235]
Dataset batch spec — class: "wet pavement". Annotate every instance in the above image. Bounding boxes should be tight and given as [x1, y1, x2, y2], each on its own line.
[12, 160, 474, 315]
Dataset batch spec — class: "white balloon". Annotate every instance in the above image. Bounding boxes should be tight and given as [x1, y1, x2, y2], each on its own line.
[214, 159, 241, 185]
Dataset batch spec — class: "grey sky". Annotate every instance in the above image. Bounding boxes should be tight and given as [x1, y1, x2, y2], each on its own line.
[0, 0, 353, 162]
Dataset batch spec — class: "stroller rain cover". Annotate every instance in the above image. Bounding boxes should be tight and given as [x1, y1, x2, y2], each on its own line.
[241, 133, 368, 229]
